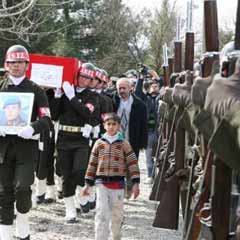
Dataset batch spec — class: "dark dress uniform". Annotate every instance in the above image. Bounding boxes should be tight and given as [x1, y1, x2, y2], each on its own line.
[98, 91, 114, 135]
[0, 77, 51, 225]
[51, 88, 99, 198]
[34, 89, 56, 203]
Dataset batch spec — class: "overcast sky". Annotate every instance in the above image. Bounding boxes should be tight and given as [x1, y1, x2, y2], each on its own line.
[123, 0, 237, 29]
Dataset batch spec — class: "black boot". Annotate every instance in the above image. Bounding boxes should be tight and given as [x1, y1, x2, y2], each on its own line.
[36, 194, 45, 204]
[66, 218, 77, 224]
[80, 202, 90, 213]
[89, 200, 96, 210]
[17, 235, 30, 240]
[57, 191, 63, 199]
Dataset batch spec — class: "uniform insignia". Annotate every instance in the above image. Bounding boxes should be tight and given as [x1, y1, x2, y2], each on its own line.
[85, 103, 95, 113]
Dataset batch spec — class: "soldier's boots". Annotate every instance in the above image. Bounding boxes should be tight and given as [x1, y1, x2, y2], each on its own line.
[0, 224, 12, 240]
[45, 185, 56, 203]
[16, 212, 30, 240]
[35, 179, 46, 204]
[64, 196, 77, 224]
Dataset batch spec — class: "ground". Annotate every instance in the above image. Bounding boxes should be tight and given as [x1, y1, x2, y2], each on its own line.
[27, 151, 182, 240]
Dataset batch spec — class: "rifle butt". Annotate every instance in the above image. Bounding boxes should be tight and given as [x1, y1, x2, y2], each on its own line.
[152, 176, 179, 230]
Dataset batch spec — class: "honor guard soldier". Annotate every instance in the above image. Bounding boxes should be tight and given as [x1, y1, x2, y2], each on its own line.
[0, 45, 52, 240]
[95, 68, 113, 133]
[35, 115, 56, 204]
[50, 64, 99, 223]
[34, 88, 58, 204]
[97, 69, 114, 114]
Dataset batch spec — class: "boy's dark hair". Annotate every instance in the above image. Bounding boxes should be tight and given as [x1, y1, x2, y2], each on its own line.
[103, 113, 121, 124]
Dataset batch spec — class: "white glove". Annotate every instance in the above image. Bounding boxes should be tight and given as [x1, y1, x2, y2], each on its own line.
[81, 124, 93, 138]
[63, 82, 75, 100]
[17, 126, 34, 139]
[0, 128, 6, 137]
[92, 125, 100, 139]
[54, 88, 63, 98]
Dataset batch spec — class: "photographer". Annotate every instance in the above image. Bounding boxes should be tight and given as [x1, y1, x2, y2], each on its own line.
[135, 64, 161, 184]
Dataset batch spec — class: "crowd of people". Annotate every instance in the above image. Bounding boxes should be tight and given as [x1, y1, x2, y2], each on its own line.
[0, 45, 162, 240]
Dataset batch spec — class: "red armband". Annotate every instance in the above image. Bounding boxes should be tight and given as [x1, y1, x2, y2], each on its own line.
[38, 107, 51, 118]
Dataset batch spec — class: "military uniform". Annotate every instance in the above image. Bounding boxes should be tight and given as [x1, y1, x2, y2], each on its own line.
[34, 89, 57, 203]
[50, 87, 99, 201]
[0, 77, 51, 225]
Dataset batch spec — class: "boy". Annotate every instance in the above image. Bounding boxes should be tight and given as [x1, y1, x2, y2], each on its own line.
[82, 113, 140, 240]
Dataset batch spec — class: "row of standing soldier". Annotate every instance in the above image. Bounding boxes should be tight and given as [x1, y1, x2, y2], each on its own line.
[150, 0, 240, 239]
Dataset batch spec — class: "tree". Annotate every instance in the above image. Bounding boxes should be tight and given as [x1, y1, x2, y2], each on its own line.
[0, 0, 75, 64]
[93, 0, 150, 75]
[149, 0, 177, 72]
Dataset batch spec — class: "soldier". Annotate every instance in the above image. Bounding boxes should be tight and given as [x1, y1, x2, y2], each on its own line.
[0, 45, 51, 240]
[95, 68, 113, 122]
[50, 64, 99, 223]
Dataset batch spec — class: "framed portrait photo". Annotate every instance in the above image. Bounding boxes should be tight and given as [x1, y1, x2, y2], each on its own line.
[0, 92, 34, 135]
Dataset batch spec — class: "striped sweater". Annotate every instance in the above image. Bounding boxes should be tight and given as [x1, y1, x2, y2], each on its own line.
[85, 136, 140, 186]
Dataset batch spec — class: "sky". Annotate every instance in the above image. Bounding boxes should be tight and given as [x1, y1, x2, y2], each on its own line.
[122, 0, 237, 29]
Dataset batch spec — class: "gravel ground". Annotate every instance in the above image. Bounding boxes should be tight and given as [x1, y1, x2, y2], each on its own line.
[26, 151, 182, 240]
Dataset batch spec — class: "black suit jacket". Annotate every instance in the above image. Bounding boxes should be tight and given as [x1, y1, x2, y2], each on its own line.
[113, 94, 148, 156]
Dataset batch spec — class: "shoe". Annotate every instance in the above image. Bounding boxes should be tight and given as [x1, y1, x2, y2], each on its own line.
[66, 218, 77, 224]
[45, 186, 56, 203]
[36, 194, 45, 204]
[144, 177, 153, 184]
[44, 198, 55, 204]
[57, 191, 63, 199]
[80, 202, 90, 213]
[17, 235, 30, 239]
[89, 201, 96, 210]
[124, 189, 132, 200]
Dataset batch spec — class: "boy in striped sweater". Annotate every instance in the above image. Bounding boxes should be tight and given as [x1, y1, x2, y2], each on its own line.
[82, 112, 140, 240]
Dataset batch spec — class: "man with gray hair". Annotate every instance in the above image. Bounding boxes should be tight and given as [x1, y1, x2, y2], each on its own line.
[112, 78, 147, 197]
[113, 78, 148, 158]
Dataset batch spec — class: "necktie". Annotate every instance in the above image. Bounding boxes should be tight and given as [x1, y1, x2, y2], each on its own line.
[121, 108, 128, 138]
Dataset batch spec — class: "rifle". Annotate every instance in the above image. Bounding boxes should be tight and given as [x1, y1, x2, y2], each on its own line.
[184, 0, 220, 239]
[150, 55, 174, 201]
[149, 106, 167, 201]
[209, 0, 240, 238]
[179, 1, 195, 236]
[152, 18, 183, 230]
[152, 107, 179, 229]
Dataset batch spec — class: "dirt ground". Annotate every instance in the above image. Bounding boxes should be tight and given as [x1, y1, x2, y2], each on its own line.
[26, 151, 182, 240]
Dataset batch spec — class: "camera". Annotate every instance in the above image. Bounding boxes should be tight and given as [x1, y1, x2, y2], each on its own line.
[137, 63, 149, 76]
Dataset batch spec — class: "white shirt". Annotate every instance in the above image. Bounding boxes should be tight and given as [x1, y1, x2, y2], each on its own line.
[117, 95, 133, 141]
[9, 75, 25, 86]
